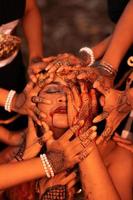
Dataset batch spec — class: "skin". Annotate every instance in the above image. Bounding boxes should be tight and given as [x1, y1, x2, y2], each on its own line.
[0, 0, 44, 122]
[37, 75, 133, 199]
[38, 76, 69, 139]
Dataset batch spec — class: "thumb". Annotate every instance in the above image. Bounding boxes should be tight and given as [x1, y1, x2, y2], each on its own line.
[93, 80, 106, 95]
[93, 112, 108, 123]
[45, 131, 55, 147]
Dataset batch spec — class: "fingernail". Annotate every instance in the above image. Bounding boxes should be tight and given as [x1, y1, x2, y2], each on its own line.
[91, 126, 97, 131]
[79, 120, 84, 126]
[91, 131, 97, 139]
[57, 68, 63, 72]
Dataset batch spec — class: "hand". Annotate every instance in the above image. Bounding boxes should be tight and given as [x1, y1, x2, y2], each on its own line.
[93, 88, 132, 123]
[77, 65, 114, 94]
[11, 81, 50, 124]
[77, 83, 97, 133]
[28, 56, 56, 83]
[96, 107, 130, 145]
[38, 171, 77, 199]
[23, 118, 53, 159]
[45, 122, 98, 174]
[44, 53, 81, 74]
[65, 83, 81, 126]
[113, 133, 133, 153]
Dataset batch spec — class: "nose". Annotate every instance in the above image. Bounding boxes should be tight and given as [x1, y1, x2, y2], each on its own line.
[57, 95, 66, 103]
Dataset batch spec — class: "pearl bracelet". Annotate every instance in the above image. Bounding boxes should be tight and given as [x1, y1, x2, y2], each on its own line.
[4, 90, 16, 112]
[79, 47, 95, 66]
[40, 154, 54, 178]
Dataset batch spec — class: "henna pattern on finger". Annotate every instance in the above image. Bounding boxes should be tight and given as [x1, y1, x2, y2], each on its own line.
[101, 126, 113, 141]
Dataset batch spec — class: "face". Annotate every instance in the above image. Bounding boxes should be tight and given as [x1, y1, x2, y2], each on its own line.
[38, 77, 68, 130]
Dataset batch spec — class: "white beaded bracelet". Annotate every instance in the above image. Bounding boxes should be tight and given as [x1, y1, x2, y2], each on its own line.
[40, 154, 51, 178]
[4, 90, 16, 112]
[40, 154, 55, 178]
[79, 47, 95, 66]
[43, 154, 54, 178]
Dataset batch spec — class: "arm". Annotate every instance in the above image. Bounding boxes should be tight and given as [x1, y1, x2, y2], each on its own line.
[0, 157, 44, 189]
[22, 0, 44, 62]
[0, 88, 10, 108]
[79, 143, 120, 200]
[92, 35, 111, 60]
[101, 0, 133, 71]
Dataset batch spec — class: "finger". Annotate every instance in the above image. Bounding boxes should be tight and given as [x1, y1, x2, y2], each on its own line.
[31, 62, 48, 74]
[93, 79, 106, 95]
[45, 132, 55, 147]
[70, 84, 81, 110]
[77, 131, 97, 150]
[42, 130, 53, 142]
[45, 73, 55, 84]
[117, 142, 133, 153]
[38, 111, 47, 121]
[29, 74, 37, 83]
[25, 81, 34, 92]
[100, 96, 105, 106]
[79, 126, 97, 141]
[31, 96, 51, 104]
[42, 56, 56, 63]
[60, 120, 84, 141]
[26, 117, 37, 145]
[30, 111, 41, 126]
[77, 73, 88, 80]
[90, 89, 97, 114]
[45, 61, 56, 71]
[93, 112, 109, 123]
[113, 135, 133, 144]
[34, 106, 42, 117]
[41, 121, 50, 132]
[65, 87, 77, 126]
[67, 179, 77, 189]
[78, 149, 91, 161]
[62, 172, 76, 185]
[71, 131, 97, 155]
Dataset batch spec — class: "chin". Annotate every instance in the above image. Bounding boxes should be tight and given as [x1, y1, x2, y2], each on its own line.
[52, 113, 68, 128]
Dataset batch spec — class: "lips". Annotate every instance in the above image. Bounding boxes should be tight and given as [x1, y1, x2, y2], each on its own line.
[53, 106, 67, 114]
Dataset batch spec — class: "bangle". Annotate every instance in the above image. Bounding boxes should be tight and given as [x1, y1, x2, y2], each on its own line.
[99, 61, 117, 77]
[40, 154, 55, 178]
[4, 90, 16, 112]
[79, 47, 95, 66]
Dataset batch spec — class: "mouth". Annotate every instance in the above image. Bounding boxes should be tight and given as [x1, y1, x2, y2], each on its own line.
[52, 106, 67, 114]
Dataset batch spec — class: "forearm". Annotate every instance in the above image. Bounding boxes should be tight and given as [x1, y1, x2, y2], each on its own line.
[79, 144, 120, 200]
[0, 88, 10, 108]
[22, 0, 44, 62]
[101, 0, 133, 71]
[91, 35, 111, 60]
[0, 157, 44, 189]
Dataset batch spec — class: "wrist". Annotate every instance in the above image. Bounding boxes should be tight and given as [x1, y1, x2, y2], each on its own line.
[29, 56, 43, 65]
[97, 61, 117, 78]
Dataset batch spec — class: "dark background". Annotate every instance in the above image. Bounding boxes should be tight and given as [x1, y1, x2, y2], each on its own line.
[22, 0, 114, 61]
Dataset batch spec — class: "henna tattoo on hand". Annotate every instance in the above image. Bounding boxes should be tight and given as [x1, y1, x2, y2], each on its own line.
[46, 150, 65, 174]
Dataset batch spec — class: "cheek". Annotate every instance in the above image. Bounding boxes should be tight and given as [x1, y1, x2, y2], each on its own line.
[37, 102, 52, 124]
